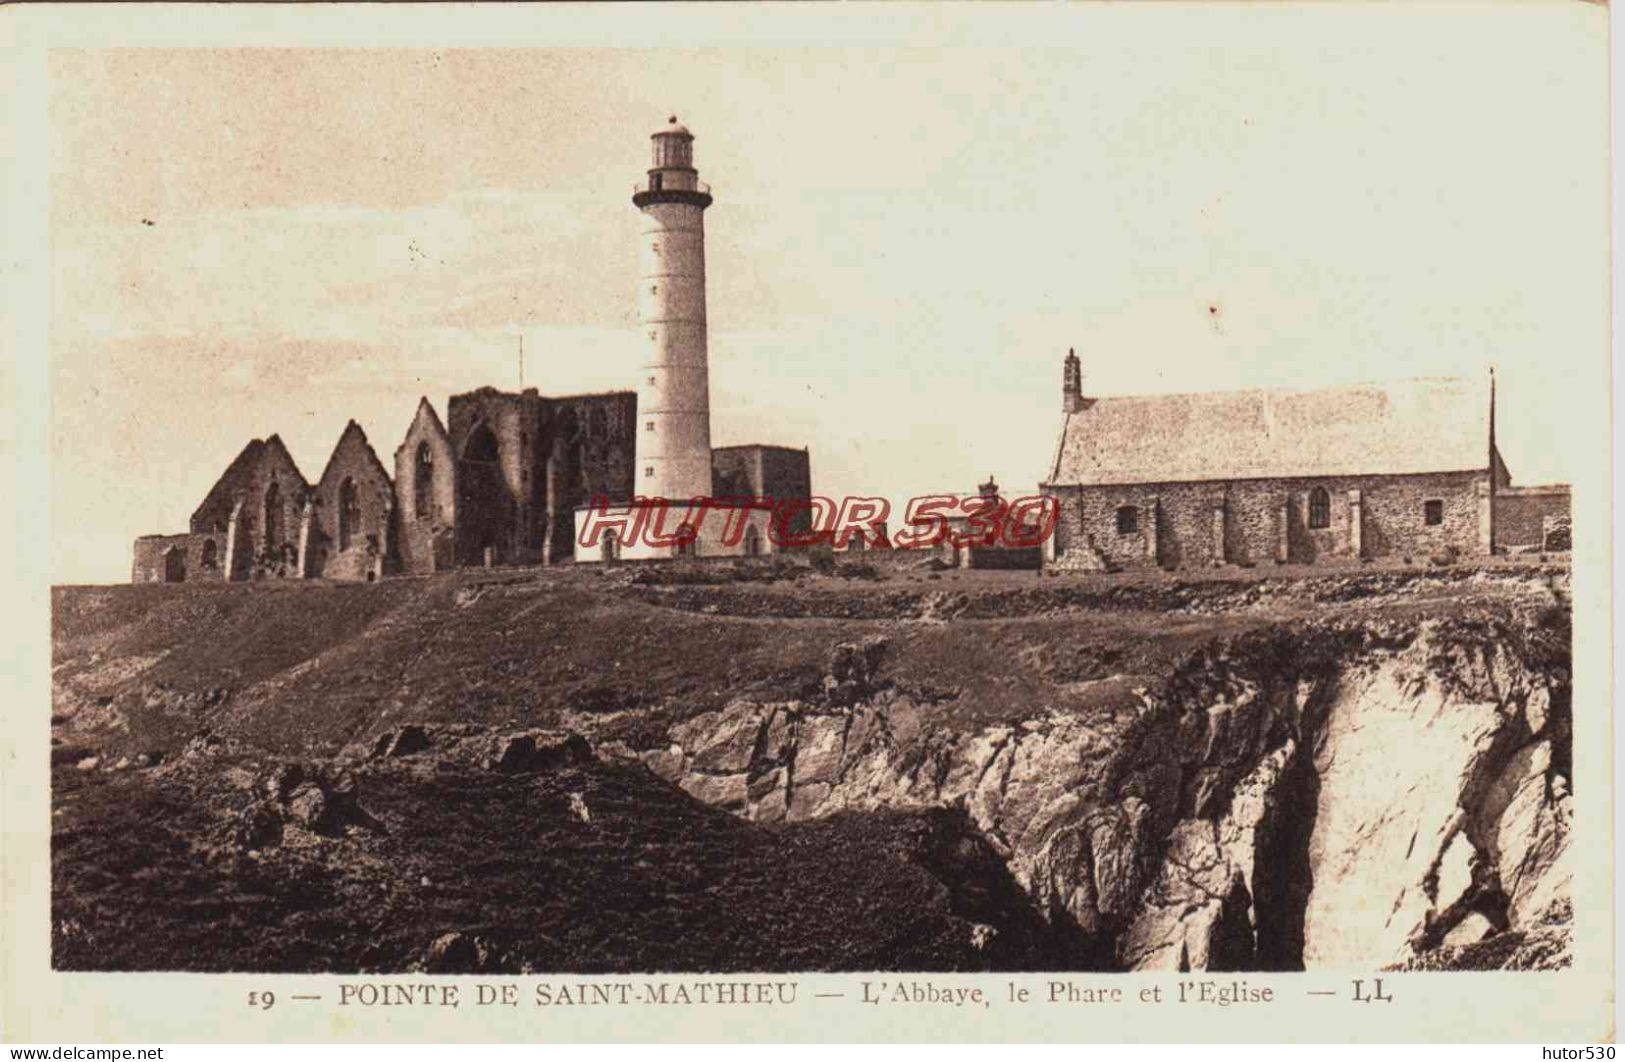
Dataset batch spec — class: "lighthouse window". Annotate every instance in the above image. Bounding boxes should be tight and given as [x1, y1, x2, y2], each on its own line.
[650, 173, 663, 192]
[646, 421, 655, 432]
[645, 466, 654, 478]
[646, 376, 656, 386]
[650, 284, 658, 295]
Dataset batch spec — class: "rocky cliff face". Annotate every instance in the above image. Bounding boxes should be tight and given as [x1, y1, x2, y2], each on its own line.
[52, 566, 1573, 974]
[616, 613, 1572, 972]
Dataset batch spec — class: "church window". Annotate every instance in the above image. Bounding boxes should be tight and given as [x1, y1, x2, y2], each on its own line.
[339, 477, 360, 551]
[201, 539, 218, 570]
[1423, 499, 1444, 526]
[263, 481, 282, 547]
[1115, 505, 1139, 534]
[1308, 487, 1331, 530]
[414, 442, 433, 520]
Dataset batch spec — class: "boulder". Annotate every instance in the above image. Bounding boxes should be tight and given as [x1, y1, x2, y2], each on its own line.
[372, 725, 432, 759]
[486, 731, 592, 773]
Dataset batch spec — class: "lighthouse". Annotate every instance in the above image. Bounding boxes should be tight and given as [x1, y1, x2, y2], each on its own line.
[573, 117, 811, 564]
[632, 117, 715, 503]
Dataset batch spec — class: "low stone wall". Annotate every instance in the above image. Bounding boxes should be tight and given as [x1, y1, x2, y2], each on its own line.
[1495, 486, 1571, 552]
[131, 532, 226, 583]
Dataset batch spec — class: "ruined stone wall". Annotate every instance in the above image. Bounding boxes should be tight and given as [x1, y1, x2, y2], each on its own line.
[187, 438, 308, 579]
[444, 388, 636, 566]
[448, 389, 542, 567]
[966, 545, 1043, 570]
[131, 532, 226, 583]
[394, 406, 457, 576]
[543, 392, 636, 561]
[1495, 486, 1571, 552]
[710, 447, 760, 500]
[712, 446, 812, 537]
[1048, 470, 1490, 571]
[556, 393, 635, 505]
[310, 425, 396, 582]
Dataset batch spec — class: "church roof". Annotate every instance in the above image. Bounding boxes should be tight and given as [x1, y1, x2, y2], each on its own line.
[1047, 376, 1494, 487]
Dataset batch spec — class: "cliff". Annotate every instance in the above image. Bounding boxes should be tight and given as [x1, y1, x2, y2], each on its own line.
[50, 561, 1572, 972]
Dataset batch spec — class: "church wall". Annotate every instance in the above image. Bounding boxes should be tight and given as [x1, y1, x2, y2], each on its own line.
[1047, 470, 1490, 572]
[394, 410, 457, 576]
[448, 389, 543, 567]
[310, 429, 396, 582]
[446, 388, 639, 567]
[544, 392, 637, 562]
[186, 439, 307, 580]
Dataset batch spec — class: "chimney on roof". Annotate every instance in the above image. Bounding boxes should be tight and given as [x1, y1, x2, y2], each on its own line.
[1062, 347, 1083, 414]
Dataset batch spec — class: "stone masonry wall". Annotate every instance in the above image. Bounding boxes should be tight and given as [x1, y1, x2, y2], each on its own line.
[1048, 470, 1489, 572]
[1494, 487, 1570, 552]
[187, 438, 308, 579]
[394, 405, 457, 576]
[448, 389, 541, 566]
[545, 392, 636, 561]
[131, 532, 226, 583]
[310, 425, 396, 582]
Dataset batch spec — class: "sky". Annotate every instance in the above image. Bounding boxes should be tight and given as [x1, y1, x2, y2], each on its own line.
[45, 8, 1609, 584]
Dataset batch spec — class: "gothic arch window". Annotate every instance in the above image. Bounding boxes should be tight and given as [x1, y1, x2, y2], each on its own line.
[1308, 487, 1331, 530]
[415, 441, 434, 520]
[463, 423, 500, 463]
[201, 539, 218, 570]
[339, 477, 360, 551]
[601, 529, 619, 563]
[263, 481, 282, 547]
[1115, 505, 1139, 535]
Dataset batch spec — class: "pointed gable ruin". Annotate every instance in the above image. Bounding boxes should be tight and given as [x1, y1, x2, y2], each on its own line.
[309, 420, 397, 582]
[394, 397, 456, 574]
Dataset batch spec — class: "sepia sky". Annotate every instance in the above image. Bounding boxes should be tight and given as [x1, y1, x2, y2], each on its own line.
[46, 7, 1609, 584]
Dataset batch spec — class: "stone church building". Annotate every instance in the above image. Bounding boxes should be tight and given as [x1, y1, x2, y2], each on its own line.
[1041, 350, 1568, 573]
[134, 384, 676, 582]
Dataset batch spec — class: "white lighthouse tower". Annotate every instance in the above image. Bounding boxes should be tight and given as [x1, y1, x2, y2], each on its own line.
[632, 117, 714, 502]
[576, 117, 805, 564]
